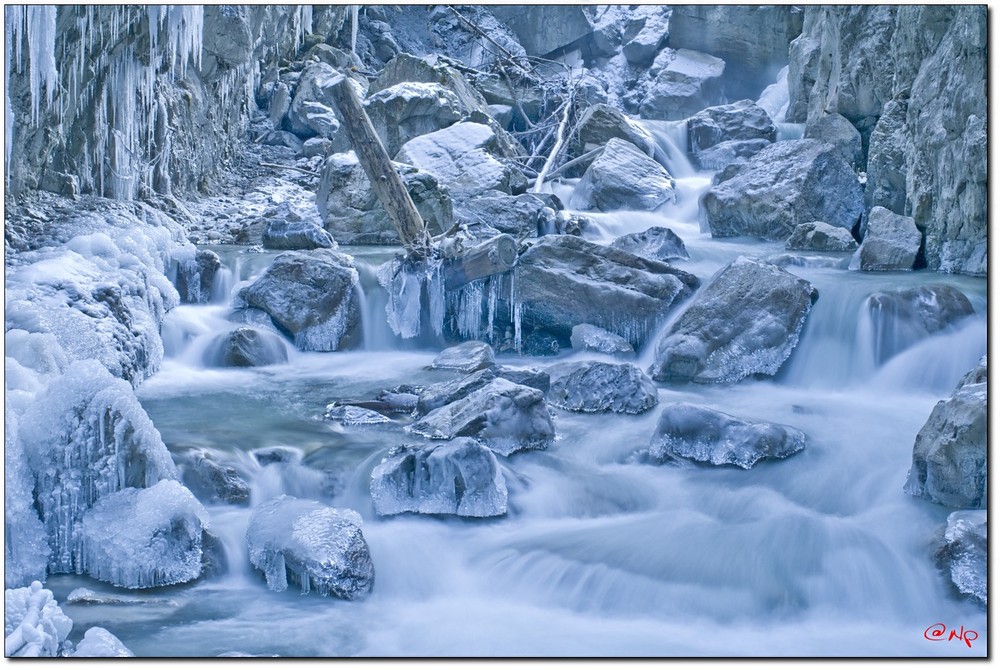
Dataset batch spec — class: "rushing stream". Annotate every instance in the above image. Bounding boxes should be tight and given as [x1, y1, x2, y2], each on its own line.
[39, 137, 987, 658]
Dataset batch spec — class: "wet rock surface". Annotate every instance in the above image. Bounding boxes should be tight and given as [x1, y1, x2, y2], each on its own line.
[547, 361, 658, 414]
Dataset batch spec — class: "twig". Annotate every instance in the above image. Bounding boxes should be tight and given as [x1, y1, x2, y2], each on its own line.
[259, 161, 318, 176]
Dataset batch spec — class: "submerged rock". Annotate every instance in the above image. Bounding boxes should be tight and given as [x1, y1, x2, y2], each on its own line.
[547, 361, 658, 414]
[408, 378, 555, 456]
[370, 438, 507, 517]
[864, 285, 975, 363]
[431, 341, 496, 373]
[650, 257, 817, 383]
[203, 327, 289, 368]
[179, 450, 251, 506]
[570, 324, 635, 358]
[237, 249, 362, 351]
[246, 496, 374, 600]
[905, 357, 986, 508]
[855, 206, 922, 272]
[611, 226, 689, 262]
[645, 402, 806, 468]
[571, 138, 675, 212]
[934, 510, 986, 607]
[786, 221, 858, 252]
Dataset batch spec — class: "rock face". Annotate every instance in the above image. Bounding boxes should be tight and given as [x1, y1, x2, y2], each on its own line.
[246, 496, 374, 600]
[855, 206, 921, 271]
[934, 510, 986, 607]
[364, 82, 464, 156]
[864, 285, 975, 363]
[645, 402, 806, 469]
[547, 361, 658, 414]
[572, 139, 675, 212]
[702, 140, 864, 241]
[515, 235, 700, 349]
[904, 357, 986, 508]
[786, 221, 858, 252]
[650, 257, 817, 383]
[786, 6, 986, 275]
[237, 250, 362, 351]
[431, 341, 496, 373]
[408, 378, 555, 456]
[611, 226, 689, 262]
[370, 439, 508, 517]
[687, 100, 776, 170]
[640, 49, 726, 120]
[570, 324, 635, 358]
[203, 328, 289, 368]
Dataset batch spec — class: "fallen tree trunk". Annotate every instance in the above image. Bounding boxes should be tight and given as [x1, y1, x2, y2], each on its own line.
[442, 234, 518, 290]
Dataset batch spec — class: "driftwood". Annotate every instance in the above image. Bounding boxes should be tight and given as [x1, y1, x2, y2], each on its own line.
[442, 234, 518, 290]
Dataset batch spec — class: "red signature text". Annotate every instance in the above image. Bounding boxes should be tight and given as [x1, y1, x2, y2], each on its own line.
[923, 623, 978, 648]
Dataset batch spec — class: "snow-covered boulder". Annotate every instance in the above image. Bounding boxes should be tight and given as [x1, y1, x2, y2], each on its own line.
[286, 61, 355, 147]
[547, 361, 658, 414]
[246, 496, 374, 600]
[365, 82, 464, 156]
[571, 138, 675, 212]
[4, 582, 72, 657]
[934, 510, 986, 607]
[570, 324, 635, 358]
[650, 257, 817, 383]
[78, 481, 209, 589]
[408, 378, 555, 456]
[370, 53, 490, 120]
[905, 357, 986, 508]
[71, 627, 135, 657]
[854, 206, 922, 272]
[431, 341, 496, 373]
[644, 402, 806, 468]
[611, 226, 689, 262]
[864, 285, 975, 364]
[203, 327, 289, 368]
[370, 439, 508, 517]
[262, 215, 336, 251]
[640, 49, 726, 120]
[175, 249, 222, 304]
[786, 221, 859, 252]
[702, 139, 864, 241]
[237, 249, 362, 351]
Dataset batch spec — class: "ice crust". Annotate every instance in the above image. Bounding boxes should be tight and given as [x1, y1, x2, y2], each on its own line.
[4, 582, 72, 657]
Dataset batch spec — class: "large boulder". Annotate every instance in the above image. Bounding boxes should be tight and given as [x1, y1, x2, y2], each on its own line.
[370, 53, 491, 117]
[854, 206, 922, 271]
[904, 357, 986, 508]
[203, 327, 289, 368]
[934, 510, 986, 608]
[489, 6, 594, 58]
[370, 438, 508, 517]
[639, 49, 726, 121]
[547, 361, 658, 414]
[570, 324, 635, 358]
[247, 496, 374, 599]
[568, 104, 656, 160]
[287, 62, 352, 146]
[262, 206, 336, 251]
[408, 378, 555, 456]
[431, 341, 496, 373]
[395, 122, 528, 199]
[570, 138, 675, 212]
[650, 256, 817, 383]
[785, 221, 859, 252]
[644, 402, 806, 469]
[611, 226, 689, 262]
[455, 192, 554, 238]
[316, 151, 453, 245]
[701, 139, 864, 241]
[515, 235, 700, 349]
[237, 249, 362, 351]
[364, 82, 464, 157]
[687, 100, 776, 170]
[804, 112, 864, 170]
[864, 285, 975, 363]
[622, 6, 671, 65]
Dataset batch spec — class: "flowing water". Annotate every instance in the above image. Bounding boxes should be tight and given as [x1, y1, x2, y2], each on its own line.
[43, 139, 987, 658]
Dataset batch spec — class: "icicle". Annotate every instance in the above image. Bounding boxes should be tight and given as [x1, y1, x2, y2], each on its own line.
[350, 6, 359, 57]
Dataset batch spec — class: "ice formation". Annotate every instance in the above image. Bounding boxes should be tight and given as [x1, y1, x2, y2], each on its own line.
[71, 627, 135, 658]
[4, 582, 72, 657]
[377, 257, 445, 339]
[4, 403, 49, 589]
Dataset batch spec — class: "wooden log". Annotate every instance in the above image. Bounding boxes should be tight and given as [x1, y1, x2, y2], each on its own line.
[442, 234, 518, 290]
[323, 74, 432, 258]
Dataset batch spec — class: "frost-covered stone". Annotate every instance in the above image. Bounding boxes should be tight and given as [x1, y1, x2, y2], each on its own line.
[569, 104, 656, 161]
[78, 481, 208, 588]
[370, 439, 507, 517]
[687, 100, 775, 170]
[365, 82, 463, 156]
[905, 359, 986, 508]
[571, 138, 675, 212]
[238, 249, 362, 351]
[179, 450, 251, 506]
[650, 257, 817, 383]
[203, 327, 289, 368]
[515, 235, 699, 349]
[934, 510, 986, 607]
[702, 139, 864, 241]
[804, 112, 863, 170]
[786, 221, 859, 252]
[408, 378, 555, 456]
[262, 217, 336, 251]
[370, 53, 490, 120]
[645, 402, 806, 468]
[855, 206, 922, 272]
[456, 192, 554, 238]
[691, 139, 773, 172]
[417, 368, 496, 415]
[622, 6, 670, 65]
[71, 627, 135, 657]
[323, 405, 391, 426]
[246, 496, 374, 600]
[286, 61, 353, 144]
[175, 249, 221, 304]
[431, 341, 496, 373]
[570, 324, 635, 358]
[639, 49, 726, 121]
[547, 361, 657, 414]
[611, 226, 689, 262]
[864, 285, 975, 364]
[4, 582, 72, 657]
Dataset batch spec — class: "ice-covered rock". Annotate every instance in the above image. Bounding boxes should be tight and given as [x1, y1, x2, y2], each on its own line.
[934, 510, 986, 607]
[804, 112, 864, 170]
[905, 358, 986, 508]
[571, 138, 675, 212]
[323, 404, 391, 426]
[4, 403, 48, 589]
[370, 439, 508, 517]
[71, 628, 135, 657]
[416, 368, 496, 415]
[611, 226, 689, 262]
[365, 82, 463, 156]
[78, 480, 209, 588]
[286, 61, 354, 145]
[854, 206, 922, 272]
[237, 249, 362, 351]
[456, 192, 554, 238]
[179, 450, 251, 506]
[203, 327, 289, 368]
[495, 367, 550, 394]
[262, 215, 336, 251]
[864, 285, 975, 364]
[639, 49, 726, 121]
[547, 361, 658, 414]
[246, 496, 374, 600]
[785, 221, 859, 252]
[175, 249, 222, 304]
[701, 139, 864, 241]
[408, 378, 555, 456]
[570, 324, 635, 358]
[650, 257, 817, 383]
[645, 402, 806, 469]
[370, 53, 490, 120]
[431, 341, 496, 373]
[515, 235, 699, 350]
[4, 582, 72, 657]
